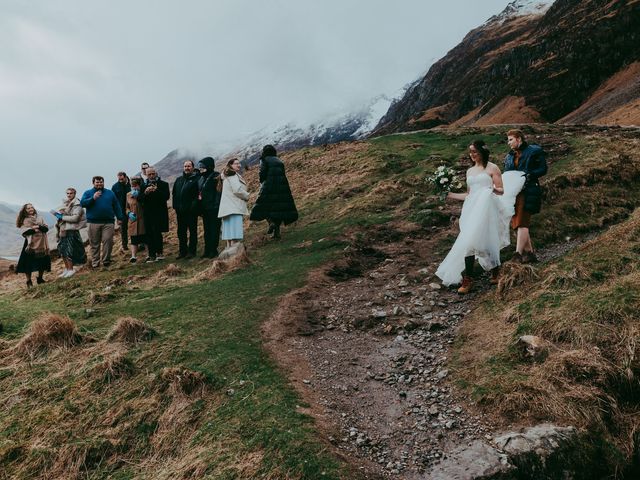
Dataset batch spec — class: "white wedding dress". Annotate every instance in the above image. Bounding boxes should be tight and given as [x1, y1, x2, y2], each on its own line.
[435, 170, 526, 286]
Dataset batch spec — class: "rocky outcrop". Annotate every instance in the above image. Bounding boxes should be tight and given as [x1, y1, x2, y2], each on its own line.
[374, 0, 640, 133]
[430, 424, 610, 479]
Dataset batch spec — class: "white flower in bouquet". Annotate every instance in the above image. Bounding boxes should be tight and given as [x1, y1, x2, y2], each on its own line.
[427, 165, 463, 201]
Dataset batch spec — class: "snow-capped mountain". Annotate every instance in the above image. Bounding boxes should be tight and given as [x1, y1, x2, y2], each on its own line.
[486, 0, 556, 24]
[374, 0, 639, 133]
[154, 95, 392, 177]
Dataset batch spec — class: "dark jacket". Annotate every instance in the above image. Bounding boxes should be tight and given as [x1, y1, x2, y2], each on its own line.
[80, 188, 124, 223]
[198, 171, 222, 214]
[142, 179, 170, 232]
[111, 181, 131, 211]
[249, 155, 298, 224]
[172, 172, 200, 212]
[504, 143, 547, 214]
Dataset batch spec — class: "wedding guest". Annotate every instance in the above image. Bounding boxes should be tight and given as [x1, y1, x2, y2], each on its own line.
[140, 162, 150, 184]
[172, 160, 200, 259]
[142, 167, 170, 261]
[218, 158, 250, 248]
[15, 203, 51, 288]
[125, 177, 145, 263]
[111, 171, 131, 252]
[53, 188, 86, 278]
[80, 176, 123, 268]
[197, 157, 222, 258]
[504, 129, 547, 263]
[250, 145, 298, 239]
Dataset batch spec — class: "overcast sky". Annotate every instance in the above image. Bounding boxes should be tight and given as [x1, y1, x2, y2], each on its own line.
[0, 0, 508, 208]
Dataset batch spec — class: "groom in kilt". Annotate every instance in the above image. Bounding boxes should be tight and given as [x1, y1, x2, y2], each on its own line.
[504, 129, 547, 263]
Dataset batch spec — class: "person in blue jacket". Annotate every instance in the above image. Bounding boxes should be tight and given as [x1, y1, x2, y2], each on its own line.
[80, 176, 123, 268]
[504, 129, 547, 263]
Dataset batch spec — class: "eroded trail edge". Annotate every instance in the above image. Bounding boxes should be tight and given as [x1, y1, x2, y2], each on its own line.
[263, 222, 506, 479]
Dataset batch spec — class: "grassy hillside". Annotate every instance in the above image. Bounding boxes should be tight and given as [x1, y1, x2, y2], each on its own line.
[1, 125, 639, 478]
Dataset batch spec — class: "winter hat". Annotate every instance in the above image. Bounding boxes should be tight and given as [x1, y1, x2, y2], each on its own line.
[197, 157, 215, 171]
[261, 145, 277, 159]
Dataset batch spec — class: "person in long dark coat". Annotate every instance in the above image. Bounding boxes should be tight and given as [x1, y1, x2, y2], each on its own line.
[141, 167, 170, 261]
[197, 157, 222, 258]
[111, 172, 131, 252]
[249, 145, 298, 239]
[172, 160, 200, 258]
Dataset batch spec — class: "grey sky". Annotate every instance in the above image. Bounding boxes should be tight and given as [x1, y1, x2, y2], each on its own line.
[0, 0, 508, 207]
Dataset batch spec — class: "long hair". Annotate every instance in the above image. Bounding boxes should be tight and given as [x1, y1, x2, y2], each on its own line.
[223, 158, 238, 177]
[471, 140, 490, 168]
[16, 203, 35, 228]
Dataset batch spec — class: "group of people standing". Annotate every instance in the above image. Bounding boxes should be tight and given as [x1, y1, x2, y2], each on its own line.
[435, 129, 547, 293]
[14, 132, 543, 293]
[14, 145, 298, 288]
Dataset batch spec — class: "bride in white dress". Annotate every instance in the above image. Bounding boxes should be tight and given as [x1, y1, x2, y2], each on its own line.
[435, 140, 525, 293]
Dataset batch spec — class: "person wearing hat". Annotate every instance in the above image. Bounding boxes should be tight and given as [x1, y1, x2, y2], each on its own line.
[197, 157, 222, 258]
[249, 144, 298, 239]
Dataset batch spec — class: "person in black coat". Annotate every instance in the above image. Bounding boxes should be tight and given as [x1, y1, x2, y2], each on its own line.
[111, 172, 131, 251]
[141, 167, 170, 261]
[172, 160, 200, 259]
[197, 157, 222, 258]
[249, 145, 298, 239]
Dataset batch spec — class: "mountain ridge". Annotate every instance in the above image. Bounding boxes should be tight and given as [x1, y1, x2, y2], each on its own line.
[373, 0, 640, 133]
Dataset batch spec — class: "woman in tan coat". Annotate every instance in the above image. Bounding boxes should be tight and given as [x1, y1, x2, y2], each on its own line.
[16, 203, 51, 288]
[126, 177, 146, 263]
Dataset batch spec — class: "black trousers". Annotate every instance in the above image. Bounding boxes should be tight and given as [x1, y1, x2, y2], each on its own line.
[176, 210, 198, 255]
[120, 219, 128, 249]
[145, 221, 164, 258]
[202, 211, 221, 256]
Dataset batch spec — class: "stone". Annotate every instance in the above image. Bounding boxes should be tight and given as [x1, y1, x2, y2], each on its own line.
[218, 242, 245, 261]
[517, 335, 550, 362]
[429, 440, 513, 479]
[429, 282, 442, 290]
[494, 424, 578, 457]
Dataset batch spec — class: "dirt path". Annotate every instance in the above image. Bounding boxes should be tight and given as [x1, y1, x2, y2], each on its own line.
[263, 222, 506, 478]
[263, 219, 598, 478]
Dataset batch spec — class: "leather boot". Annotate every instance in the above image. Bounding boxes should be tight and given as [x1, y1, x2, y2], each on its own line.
[458, 276, 472, 294]
[490, 267, 500, 285]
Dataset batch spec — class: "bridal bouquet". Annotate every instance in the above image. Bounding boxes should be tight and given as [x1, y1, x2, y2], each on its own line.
[428, 165, 463, 201]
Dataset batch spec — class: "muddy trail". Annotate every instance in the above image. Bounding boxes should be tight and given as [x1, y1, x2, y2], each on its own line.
[263, 220, 587, 479]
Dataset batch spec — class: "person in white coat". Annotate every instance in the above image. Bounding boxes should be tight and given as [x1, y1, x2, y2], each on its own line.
[217, 158, 250, 248]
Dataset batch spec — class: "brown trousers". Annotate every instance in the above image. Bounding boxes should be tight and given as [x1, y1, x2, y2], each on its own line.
[87, 223, 115, 267]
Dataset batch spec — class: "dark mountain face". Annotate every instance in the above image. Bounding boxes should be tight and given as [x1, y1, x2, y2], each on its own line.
[374, 0, 640, 133]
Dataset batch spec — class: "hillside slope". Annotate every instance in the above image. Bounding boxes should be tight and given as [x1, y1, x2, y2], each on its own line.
[1, 125, 640, 478]
[374, 0, 640, 133]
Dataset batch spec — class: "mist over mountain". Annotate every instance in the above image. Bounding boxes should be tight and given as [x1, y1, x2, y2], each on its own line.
[374, 0, 640, 133]
[153, 95, 393, 178]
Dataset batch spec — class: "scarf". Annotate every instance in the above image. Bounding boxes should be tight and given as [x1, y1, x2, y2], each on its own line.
[21, 215, 50, 257]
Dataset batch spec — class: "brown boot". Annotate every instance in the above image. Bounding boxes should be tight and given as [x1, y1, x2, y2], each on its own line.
[490, 267, 500, 285]
[458, 276, 473, 294]
[522, 251, 538, 264]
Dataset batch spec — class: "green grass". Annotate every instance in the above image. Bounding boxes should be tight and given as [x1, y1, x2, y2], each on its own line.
[4, 125, 640, 478]
[0, 220, 353, 479]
